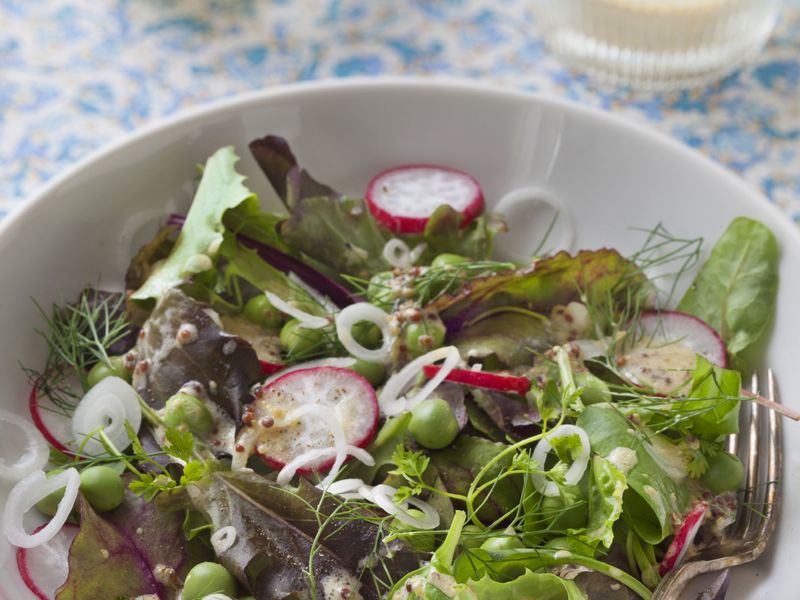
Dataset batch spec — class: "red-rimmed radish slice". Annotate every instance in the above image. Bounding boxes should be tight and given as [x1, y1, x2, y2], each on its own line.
[16, 522, 78, 600]
[366, 165, 484, 234]
[620, 311, 726, 395]
[260, 360, 285, 376]
[422, 366, 531, 395]
[658, 501, 709, 576]
[636, 311, 726, 367]
[29, 383, 75, 456]
[0, 409, 50, 481]
[245, 367, 379, 475]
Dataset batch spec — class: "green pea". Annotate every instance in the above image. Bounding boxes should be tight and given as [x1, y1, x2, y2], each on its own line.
[575, 371, 611, 405]
[242, 294, 282, 329]
[431, 253, 470, 268]
[163, 392, 214, 435]
[479, 533, 525, 556]
[182, 562, 237, 600]
[367, 272, 395, 308]
[403, 318, 446, 357]
[279, 319, 327, 357]
[35, 470, 66, 517]
[87, 356, 130, 388]
[349, 358, 386, 386]
[409, 397, 459, 450]
[390, 509, 436, 551]
[352, 321, 382, 350]
[79, 466, 125, 512]
[701, 451, 744, 493]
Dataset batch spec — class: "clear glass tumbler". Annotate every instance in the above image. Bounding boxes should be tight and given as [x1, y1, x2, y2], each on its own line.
[532, 0, 782, 90]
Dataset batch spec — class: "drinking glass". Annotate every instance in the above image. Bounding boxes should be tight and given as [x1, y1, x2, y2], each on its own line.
[532, 0, 782, 90]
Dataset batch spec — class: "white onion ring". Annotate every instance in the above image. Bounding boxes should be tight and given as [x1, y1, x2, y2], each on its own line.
[265, 291, 329, 329]
[370, 484, 440, 529]
[321, 478, 367, 496]
[335, 303, 396, 363]
[379, 346, 461, 416]
[382, 239, 426, 269]
[3, 468, 80, 548]
[0, 410, 49, 481]
[532, 424, 591, 497]
[72, 376, 142, 456]
[210, 526, 237, 555]
[200, 595, 236, 600]
[288, 272, 338, 313]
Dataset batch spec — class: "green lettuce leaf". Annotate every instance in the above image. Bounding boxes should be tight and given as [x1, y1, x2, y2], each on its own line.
[576, 406, 689, 544]
[461, 571, 587, 600]
[433, 249, 647, 333]
[678, 217, 779, 357]
[430, 436, 522, 523]
[132, 146, 255, 303]
[279, 195, 391, 278]
[578, 456, 627, 549]
[420, 204, 503, 261]
[673, 355, 741, 438]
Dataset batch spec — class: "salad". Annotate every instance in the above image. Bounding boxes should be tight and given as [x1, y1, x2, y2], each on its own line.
[1, 134, 785, 600]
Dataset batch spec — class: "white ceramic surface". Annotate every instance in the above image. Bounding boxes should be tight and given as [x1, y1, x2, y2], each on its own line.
[0, 78, 797, 600]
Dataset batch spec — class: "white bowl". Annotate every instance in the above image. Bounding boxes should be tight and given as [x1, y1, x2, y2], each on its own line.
[1, 78, 797, 599]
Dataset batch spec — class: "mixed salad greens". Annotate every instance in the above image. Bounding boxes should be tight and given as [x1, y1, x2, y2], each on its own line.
[2, 134, 785, 600]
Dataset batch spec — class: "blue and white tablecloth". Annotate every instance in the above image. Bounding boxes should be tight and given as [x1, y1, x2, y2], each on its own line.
[2, 1, 799, 222]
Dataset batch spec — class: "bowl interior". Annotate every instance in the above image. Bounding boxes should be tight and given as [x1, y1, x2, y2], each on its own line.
[1, 79, 797, 599]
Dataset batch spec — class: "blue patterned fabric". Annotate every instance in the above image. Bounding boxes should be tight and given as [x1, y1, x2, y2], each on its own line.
[1, 1, 799, 222]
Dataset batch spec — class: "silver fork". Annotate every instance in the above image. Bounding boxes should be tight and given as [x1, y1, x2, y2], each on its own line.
[651, 369, 783, 600]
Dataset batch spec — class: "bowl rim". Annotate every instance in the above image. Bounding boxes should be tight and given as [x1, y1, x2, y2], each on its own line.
[3, 75, 798, 247]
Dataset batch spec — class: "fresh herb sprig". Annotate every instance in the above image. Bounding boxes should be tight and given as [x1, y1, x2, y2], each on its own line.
[23, 288, 131, 414]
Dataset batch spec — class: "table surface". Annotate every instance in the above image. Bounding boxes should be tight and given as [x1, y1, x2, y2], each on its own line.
[2, 1, 799, 224]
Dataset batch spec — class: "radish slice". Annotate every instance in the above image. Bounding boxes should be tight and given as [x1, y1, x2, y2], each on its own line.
[3, 468, 80, 548]
[0, 410, 49, 481]
[335, 303, 396, 364]
[16, 522, 78, 600]
[621, 311, 726, 395]
[379, 346, 461, 417]
[635, 311, 726, 367]
[245, 367, 379, 475]
[658, 502, 709, 576]
[264, 291, 329, 330]
[71, 376, 141, 456]
[260, 360, 285, 376]
[422, 366, 531, 395]
[260, 357, 356, 387]
[29, 383, 75, 455]
[531, 425, 591, 497]
[366, 165, 484, 234]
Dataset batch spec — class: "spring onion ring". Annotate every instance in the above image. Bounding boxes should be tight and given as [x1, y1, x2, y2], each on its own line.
[3, 468, 80, 548]
[379, 345, 460, 416]
[531, 424, 591, 497]
[265, 291, 329, 329]
[210, 526, 237, 555]
[335, 303, 396, 364]
[71, 376, 142, 456]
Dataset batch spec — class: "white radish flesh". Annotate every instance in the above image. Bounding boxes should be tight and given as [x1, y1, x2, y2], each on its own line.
[366, 165, 484, 234]
[16, 522, 78, 599]
[246, 367, 379, 475]
[659, 502, 709, 576]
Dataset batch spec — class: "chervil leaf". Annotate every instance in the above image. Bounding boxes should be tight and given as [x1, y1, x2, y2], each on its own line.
[164, 427, 194, 462]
